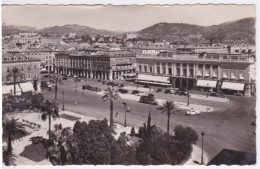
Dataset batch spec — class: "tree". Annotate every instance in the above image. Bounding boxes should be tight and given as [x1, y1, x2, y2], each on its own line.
[49, 74, 63, 100]
[31, 93, 44, 108]
[173, 125, 198, 160]
[40, 100, 60, 137]
[3, 118, 27, 155]
[102, 87, 120, 127]
[44, 124, 77, 165]
[111, 132, 137, 165]
[157, 101, 177, 134]
[136, 112, 155, 164]
[32, 79, 38, 92]
[7, 67, 23, 96]
[73, 119, 116, 164]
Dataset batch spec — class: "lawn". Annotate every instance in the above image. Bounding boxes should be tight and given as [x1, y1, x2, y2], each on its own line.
[20, 143, 46, 162]
[60, 113, 81, 121]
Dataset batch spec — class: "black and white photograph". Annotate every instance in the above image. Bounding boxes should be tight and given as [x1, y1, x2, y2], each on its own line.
[1, 2, 257, 167]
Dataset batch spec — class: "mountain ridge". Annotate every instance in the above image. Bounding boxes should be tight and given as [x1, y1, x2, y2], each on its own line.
[2, 17, 255, 44]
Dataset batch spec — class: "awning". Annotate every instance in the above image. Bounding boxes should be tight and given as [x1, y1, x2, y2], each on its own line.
[137, 74, 170, 83]
[196, 79, 217, 88]
[221, 82, 244, 91]
[2, 82, 39, 95]
[2, 84, 22, 95]
[124, 73, 136, 77]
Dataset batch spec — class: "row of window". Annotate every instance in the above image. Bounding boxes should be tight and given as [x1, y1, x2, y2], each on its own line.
[6, 65, 38, 72]
[4, 72, 38, 82]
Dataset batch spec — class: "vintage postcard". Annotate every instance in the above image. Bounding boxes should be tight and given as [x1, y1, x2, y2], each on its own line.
[1, 3, 256, 167]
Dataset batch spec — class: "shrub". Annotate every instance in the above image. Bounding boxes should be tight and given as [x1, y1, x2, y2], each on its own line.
[130, 127, 136, 136]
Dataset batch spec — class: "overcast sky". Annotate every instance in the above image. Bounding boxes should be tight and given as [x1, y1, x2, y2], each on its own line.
[2, 5, 255, 31]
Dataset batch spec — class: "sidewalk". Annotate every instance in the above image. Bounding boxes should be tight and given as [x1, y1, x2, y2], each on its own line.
[184, 144, 209, 165]
[190, 94, 230, 103]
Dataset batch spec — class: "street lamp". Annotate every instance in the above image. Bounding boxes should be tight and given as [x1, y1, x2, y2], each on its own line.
[62, 91, 65, 111]
[75, 77, 78, 92]
[201, 131, 205, 165]
[206, 83, 209, 97]
[187, 90, 190, 106]
[122, 101, 131, 127]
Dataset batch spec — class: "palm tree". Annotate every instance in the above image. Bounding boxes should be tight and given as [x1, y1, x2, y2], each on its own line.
[7, 67, 23, 96]
[157, 100, 177, 134]
[49, 74, 63, 100]
[3, 118, 27, 155]
[102, 87, 120, 127]
[40, 100, 60, 137]
[45, 124, 77, 165]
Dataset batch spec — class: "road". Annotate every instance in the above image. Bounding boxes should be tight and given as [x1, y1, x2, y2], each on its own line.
[43, 77, 256, 161]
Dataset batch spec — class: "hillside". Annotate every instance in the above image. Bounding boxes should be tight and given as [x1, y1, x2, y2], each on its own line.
[38, 24, 116, 36]
[2, 25, 37, 36]
[137, 17, 255, 44]
[2, 17, 255, 44]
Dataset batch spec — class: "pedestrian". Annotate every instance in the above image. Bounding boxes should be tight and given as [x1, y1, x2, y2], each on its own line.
[74, 101, 77, 105]
[115, 112, 118, 117]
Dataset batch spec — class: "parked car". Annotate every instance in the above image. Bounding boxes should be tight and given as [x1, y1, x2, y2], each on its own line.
[107, 81, 118, 86]
[73, 75, 78, 78]
[63, 76, 68, 80]
[156, 88, 162, 92]
[75, 78, 81, 82]
[164, 89, 174, 94]
[175, 88, 188, 96]
[118, 84, 124, 88]
[41, 81, 52, 88]
[118, 88, 128, 94]
[139, 94, 158, 105]
[233, 92, 243, 96]
[144, 84, 150, 88]
[132, 90, 140, 95]
[186, 109, 201, 115]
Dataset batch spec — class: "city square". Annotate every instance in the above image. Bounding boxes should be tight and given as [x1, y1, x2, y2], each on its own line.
[2, 4, 257, 166]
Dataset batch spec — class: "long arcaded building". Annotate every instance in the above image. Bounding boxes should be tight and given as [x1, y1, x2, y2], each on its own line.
[136, 49, 256, 96]
[55, 51, 136, 80]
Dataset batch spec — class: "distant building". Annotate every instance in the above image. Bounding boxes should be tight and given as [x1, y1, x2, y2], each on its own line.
[126, 33, 137, 40]
[40, 36, 63, 45]
[6, 49, 64, 72]
[68, 33, 76, 38]
[2, 53, 41, 84]
[136, 51, 256, 96]
[55, 51, 136, 80]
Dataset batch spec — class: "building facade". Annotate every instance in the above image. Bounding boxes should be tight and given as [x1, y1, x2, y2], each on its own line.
[55, 51, 136, 80]
[2, 53, 41, 84]
[136, 52, 256, 96]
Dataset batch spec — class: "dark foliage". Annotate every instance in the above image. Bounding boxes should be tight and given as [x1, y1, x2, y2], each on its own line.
[136, 116, 198, 165]
[73, 119, 136, 165]
[130, 127, 136, 136]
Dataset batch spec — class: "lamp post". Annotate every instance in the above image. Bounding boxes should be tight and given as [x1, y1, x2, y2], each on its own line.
[187, 90, 190, 106]
[201, 131, 205, 165]
[75, 77, 78, 92]
[62, 91, 65, 111]
[122, 101, 130, 127]
[206, 83, 209, 97]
